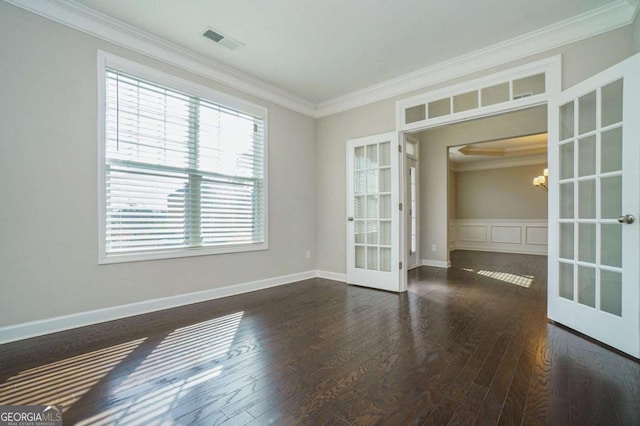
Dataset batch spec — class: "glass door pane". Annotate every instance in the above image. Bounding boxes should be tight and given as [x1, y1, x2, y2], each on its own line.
[354, 140, 392, 272]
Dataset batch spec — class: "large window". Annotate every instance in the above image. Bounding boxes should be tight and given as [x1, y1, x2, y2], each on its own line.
[99, 54, 267, 263]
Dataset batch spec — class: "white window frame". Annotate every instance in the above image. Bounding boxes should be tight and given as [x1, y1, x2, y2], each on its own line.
[97, 51, 268, 264]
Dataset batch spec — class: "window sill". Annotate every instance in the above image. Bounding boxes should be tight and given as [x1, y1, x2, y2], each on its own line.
[98, 242, 268, 265]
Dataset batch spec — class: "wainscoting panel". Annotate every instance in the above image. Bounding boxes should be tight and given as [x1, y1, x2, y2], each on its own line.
[526, 226, 548, 245]
[490, 226, 522, 244]
[457, 225, 487, 242]
[449, 219, 547, 255]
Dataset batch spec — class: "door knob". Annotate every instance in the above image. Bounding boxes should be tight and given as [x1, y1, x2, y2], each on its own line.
[617, 214, 635, 224]
[347, 217, 354, 222]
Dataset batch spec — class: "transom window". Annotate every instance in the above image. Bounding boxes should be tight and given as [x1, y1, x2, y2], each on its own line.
[99, 54, 267, 263]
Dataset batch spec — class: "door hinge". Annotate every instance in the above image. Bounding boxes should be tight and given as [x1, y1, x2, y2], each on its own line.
[398, 145, 402, 153]
[399, 203, 403, 211]
[399, 261, 403, 270]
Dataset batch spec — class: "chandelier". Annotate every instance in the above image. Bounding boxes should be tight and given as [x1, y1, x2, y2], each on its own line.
[533, 168, 548, 191]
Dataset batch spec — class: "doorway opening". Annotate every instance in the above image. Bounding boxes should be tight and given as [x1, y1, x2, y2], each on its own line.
[404, 105, 548, 270]
[446, 109, 549, 262]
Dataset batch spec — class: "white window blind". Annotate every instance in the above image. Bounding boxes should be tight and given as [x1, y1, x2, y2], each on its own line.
[102, 67, 266, 261]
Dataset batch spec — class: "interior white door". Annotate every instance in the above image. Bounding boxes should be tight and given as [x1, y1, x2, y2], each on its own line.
[406, 157, 419, 269]
[346, 132, 403, 292]
[548, 52, 640, 358]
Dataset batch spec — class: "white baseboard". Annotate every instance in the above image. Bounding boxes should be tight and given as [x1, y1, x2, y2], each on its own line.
[317, 270, 347, 282]
[0, 270, 317, 345]
[421, 259, 451, 268]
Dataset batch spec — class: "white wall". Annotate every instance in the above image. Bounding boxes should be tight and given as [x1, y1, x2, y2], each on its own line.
[455, 165, 548, 220]
[316, 25, 636, 273]
[0, 3, 316, 328]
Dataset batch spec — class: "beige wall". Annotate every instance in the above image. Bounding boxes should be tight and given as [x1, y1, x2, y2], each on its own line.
[0, 3, 316, 327]
[316, 24, 636, 273]
[455, 165, 548, 220]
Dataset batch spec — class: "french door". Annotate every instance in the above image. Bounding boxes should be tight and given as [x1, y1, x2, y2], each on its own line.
[548, 52, 640, 358]
[346, 132, 404, 292]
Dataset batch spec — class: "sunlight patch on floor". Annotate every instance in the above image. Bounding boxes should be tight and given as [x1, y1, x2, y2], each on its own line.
[112, 311, 245, 393]
[76, 365, 224, 426]
[0, 311, 244, 425]
[0, 338, 145, 410]
[461, 267, 533, 288]
[76, 311, 244, 426]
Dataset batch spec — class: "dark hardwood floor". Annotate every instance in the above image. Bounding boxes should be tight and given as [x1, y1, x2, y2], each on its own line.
[1, 250, 639, 425]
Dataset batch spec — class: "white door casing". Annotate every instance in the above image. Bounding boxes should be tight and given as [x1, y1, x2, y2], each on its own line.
[548, 52, 640, 358]
[346, 132, 405, 292]
[405, 135, 419, 269]
[407, 158, 418, 269]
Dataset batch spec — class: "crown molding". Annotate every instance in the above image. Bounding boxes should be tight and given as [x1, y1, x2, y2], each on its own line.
[315, 0, 637, 118]
[4, 0, 317, 117]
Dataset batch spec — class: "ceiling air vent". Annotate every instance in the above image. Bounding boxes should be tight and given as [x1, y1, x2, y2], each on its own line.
[203, 28, 243, 50]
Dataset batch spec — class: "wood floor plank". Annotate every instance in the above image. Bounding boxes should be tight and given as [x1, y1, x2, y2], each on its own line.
[448, 383, 488, 425]
[474, 335, 524, 425]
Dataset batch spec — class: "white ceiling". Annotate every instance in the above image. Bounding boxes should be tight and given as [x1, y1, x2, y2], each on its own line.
[70, 0, 625, 104]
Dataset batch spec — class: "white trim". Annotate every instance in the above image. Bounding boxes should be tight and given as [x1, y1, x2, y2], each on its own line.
[317, 1, 636, 117]
[405, 136, 420, 269]
[396, 56, 561, 132]
[4, 0, 638, 119]
[99, 244, 270, 265]
[4, 0, 316, 117]
[421, 259, 451, 269]
[317, 270, 347, 282]
[451, 155, 548, 172]
[0, 270, 317, 345]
